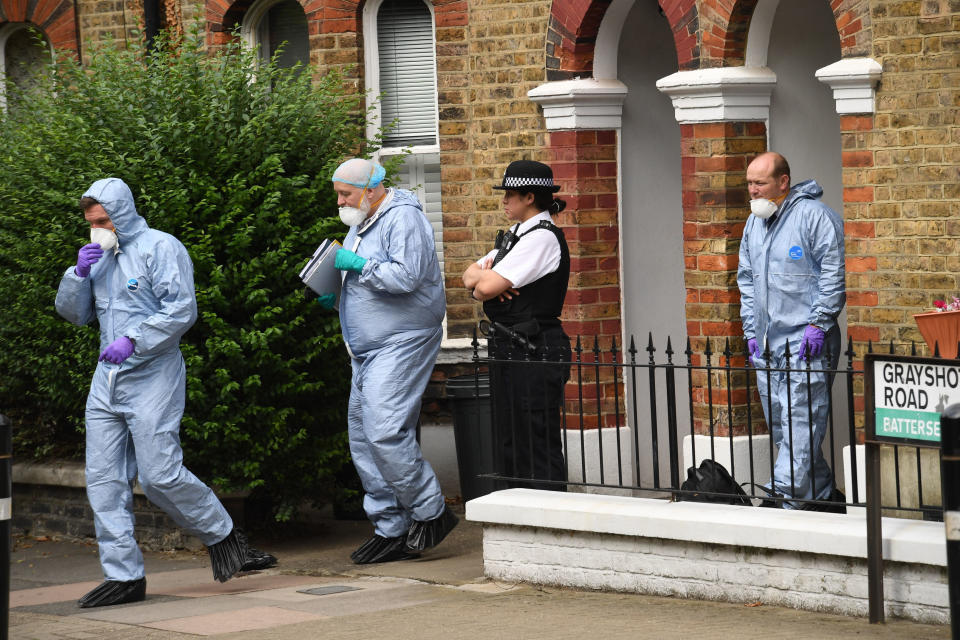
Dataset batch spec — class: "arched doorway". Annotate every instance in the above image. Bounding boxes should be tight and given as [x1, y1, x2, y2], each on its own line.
[615, 0, 685, 484]
[765, 1, 843, 213]
[747, 0, 849, 490]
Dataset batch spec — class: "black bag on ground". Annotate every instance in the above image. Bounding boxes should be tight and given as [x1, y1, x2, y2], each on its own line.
[677, 459, 750, 506]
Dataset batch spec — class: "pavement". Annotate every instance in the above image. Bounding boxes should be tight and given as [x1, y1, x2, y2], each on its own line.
[8, 504, 951, 639]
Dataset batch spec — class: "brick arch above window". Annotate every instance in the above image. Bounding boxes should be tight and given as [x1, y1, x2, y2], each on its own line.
[546, 0, 699, 78]
[0, 0, 78, 52]
[206, 0, 465, 49]
[716, 0, 871, 67]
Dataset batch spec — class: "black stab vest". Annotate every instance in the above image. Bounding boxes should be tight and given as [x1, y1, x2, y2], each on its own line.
[483, 220, 569, 329]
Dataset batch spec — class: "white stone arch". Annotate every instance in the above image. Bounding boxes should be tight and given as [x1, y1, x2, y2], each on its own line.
[362, 0, 439, 153]
[240, 0, 309, 68]
[0, 22, 53, 111]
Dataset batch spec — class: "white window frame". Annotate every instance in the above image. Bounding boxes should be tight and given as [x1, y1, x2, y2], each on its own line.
[0, 22, 53, 112]
[241, 0, 308, 66]
[363, 0, 463, 344]
[362, 0, 441, 155]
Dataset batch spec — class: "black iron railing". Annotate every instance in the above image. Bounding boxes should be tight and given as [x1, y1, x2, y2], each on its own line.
[470, 329, 946, 518]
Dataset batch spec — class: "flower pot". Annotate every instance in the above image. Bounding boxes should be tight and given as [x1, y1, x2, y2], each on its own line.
[913, 310, 960, 359]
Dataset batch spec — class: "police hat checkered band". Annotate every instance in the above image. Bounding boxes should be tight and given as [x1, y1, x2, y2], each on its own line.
[503, 176, 555, 189]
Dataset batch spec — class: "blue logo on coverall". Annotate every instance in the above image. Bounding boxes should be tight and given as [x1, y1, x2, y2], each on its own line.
[789, 246, 803, 260]
[126, 278, 139, 292]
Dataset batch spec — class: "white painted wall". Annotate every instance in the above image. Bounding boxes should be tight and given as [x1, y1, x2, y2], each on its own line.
[468, 490, 950, 624]
[615, 0, 688, 487]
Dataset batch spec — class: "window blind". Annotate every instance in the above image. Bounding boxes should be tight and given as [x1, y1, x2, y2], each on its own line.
[394, 152, 444, 268]
[377, 0, 438, 147]
[265, 0, 309, 70]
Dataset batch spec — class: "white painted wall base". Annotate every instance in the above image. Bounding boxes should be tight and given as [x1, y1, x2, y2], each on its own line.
[420, 423, 460, 498]
[563, 426, 634, 492]
[682, 434, 771, 490]
[467, 489, 948, 624]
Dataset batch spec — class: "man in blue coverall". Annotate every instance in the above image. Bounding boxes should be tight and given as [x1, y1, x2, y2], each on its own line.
[56, 178, 276, 607]
[323, 158, 458, 564]
[737, 152, 846, 509]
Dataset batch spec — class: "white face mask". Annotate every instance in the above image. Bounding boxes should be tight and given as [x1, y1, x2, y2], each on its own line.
[750, 198, 778, 220]
[90, 227, 119, 252]
[339, 196, 370, 227]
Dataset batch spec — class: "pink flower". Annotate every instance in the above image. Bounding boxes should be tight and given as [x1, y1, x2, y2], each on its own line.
[934, 299, 947, 310]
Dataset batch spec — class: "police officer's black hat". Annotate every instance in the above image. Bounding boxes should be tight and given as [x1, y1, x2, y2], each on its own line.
[493, 160, 561, 193]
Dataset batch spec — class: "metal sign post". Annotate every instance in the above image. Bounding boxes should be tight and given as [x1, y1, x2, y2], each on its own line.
[941, 403, 960, 639]
[863, 353, 960, 625]
[0, 413, 10, 640]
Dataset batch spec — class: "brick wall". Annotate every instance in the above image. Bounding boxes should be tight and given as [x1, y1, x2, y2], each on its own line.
[845, 0, 960, 354]
[442, 0, 555, 338]
[482, 522, 948, 623]
[14, 483, 208, 551]
[548, 130, 620, 426]
[680, 122, 766, 435]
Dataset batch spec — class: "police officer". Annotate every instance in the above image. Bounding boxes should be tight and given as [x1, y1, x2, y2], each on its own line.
[462, 160, 570, 491]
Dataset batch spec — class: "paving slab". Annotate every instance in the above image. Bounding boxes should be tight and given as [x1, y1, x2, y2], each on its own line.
[142, 605, 326, 636]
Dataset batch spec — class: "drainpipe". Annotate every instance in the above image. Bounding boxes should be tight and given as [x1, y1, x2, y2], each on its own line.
[73, 0, 83, 61]
[143, 0, 160, 50]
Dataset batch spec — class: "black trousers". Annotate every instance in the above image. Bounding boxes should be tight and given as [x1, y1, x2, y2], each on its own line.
[489, 325, 571, 491]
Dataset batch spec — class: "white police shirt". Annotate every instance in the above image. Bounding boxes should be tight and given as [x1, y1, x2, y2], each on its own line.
[478, 212, 562, 288]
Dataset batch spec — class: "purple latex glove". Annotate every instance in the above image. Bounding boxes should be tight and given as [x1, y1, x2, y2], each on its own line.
[75, 243, 103, 278]
[99, 336, 135, 364]
[747, 338, 760, 360]
[798, 325, 825, 360]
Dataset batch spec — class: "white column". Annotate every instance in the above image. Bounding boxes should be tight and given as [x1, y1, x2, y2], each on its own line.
[815, 57, 882, 115]
[527, 78, 628, 131]
[655, 66, 777, 124]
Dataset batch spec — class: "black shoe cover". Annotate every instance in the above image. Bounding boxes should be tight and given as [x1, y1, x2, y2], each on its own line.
[351, 535, 420, 564]
[240, 546, 278, 572]
[207, 528, 249, 582]
[78, 578, 146, 608]
[405, 505, 459, 552]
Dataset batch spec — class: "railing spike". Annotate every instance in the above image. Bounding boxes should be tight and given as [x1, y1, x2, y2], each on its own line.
[665, 336, 674, 364]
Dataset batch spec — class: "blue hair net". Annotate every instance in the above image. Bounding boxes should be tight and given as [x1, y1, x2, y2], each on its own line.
[331, 158, 386, 188]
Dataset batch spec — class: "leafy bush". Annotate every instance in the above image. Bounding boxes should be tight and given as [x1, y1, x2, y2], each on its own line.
[0, 25, 379, 519]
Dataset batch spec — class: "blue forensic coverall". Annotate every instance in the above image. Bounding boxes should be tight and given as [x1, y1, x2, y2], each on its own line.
[340, 188, 446, 538]
[737, 179, 846, 506]
[56, 178, 232, 581]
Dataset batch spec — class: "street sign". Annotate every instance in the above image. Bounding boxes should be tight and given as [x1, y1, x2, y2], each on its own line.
[865, 353, 960, 447]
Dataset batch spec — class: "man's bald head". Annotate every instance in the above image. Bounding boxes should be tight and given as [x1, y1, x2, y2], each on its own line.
[746, 152, 791, 201]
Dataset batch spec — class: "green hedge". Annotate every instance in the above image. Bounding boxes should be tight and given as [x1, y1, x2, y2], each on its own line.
[0, 26, 383, 520]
